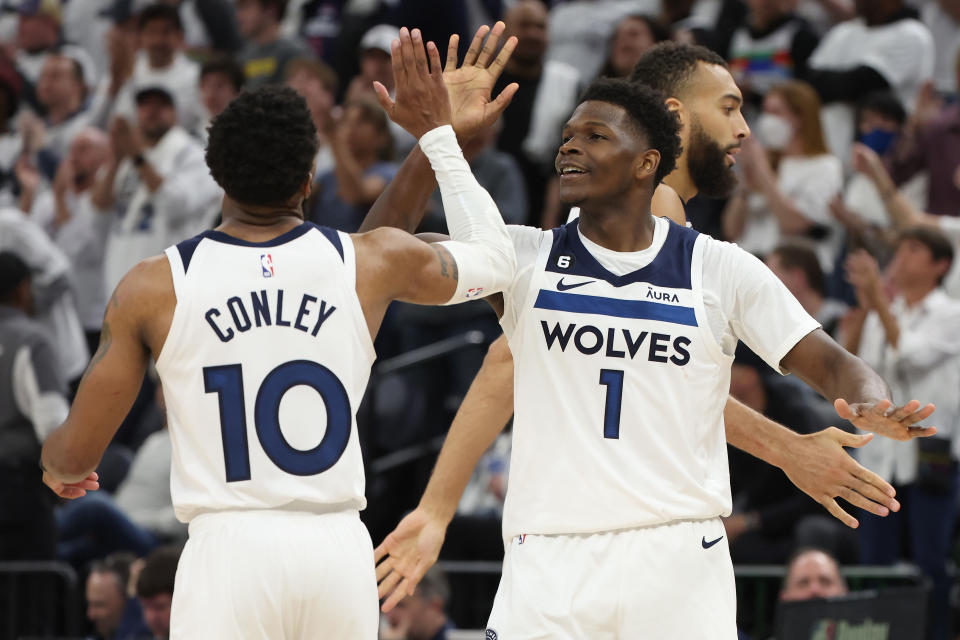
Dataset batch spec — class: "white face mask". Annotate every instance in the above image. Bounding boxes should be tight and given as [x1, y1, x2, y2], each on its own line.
[756, 112, 794, 150]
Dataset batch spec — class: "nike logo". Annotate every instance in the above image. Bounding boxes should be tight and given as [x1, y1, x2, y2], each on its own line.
[702, 536, 723, 549]
[556, 278, 595, 291]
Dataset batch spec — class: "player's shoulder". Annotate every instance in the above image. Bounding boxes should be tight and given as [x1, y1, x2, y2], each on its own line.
[112, 254, 175, 313]
[651, 184, 687, 226]
[697, 233, 766, 273]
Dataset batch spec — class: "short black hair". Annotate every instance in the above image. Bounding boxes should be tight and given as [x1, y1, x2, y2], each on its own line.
[578, 78, 682, 184]
[90, 552, 137, 594]
[137, 545, 181, 599]
[630, 42, 728, 99]
[0, 251, 29, 302]
[138, 3, 183, 32]
[200, 56, 246, 94]
[771, 242, 825, 296]
[206, 86, 319, 207]
[858, 91, 906, 127]
[898, 226, 955, 284]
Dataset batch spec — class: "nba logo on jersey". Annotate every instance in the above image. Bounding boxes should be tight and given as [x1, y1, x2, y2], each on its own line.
[260, 253, 274, 277]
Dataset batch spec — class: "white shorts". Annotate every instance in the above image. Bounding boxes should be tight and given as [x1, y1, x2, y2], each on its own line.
[486, 518, 737, 639]
[170, 509, 378, 639]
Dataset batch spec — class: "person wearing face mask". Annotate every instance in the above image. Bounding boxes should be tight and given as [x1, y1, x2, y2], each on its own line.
[722, 80, 843, 271]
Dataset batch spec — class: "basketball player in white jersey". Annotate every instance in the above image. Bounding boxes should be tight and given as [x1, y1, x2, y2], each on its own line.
[370, 65, 938, 639]
[39, 29, 521, 638]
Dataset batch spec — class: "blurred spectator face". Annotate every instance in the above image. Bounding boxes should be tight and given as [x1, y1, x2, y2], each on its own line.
[36, 55, 84, 112]
[384, 588, 444, 640]
[137, 94, 177, 142]
[888, 237, 950, 291]
[16, 14, 59, 54]
[781, 550, 847, 601]
[140, 592, 172, 638]
[745, 0, 791, 24]
[757, 90, 799, 151]
[766, 252, 802, 297]
[69, 130, 110, 187]
[359, 49, 392, 91]
[505, 0, 548, 66]
[235, 0, 276, 40]
[342, 102, 390, 159]
[287, 68, 335, 123]
[681, 63, 750, 197]
[608, 17, 658, 78]
[857, 109, 900, 156]
[200, 72, 240, 119]
[140, 17, 183, 69]
[86, 571, 126, 638]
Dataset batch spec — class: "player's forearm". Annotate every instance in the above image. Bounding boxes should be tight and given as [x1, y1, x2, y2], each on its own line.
[420, 336, 514, 523]
[724, 397, 798, 471]
[358, 146, 436, 233]
[41, 424, 100, 483]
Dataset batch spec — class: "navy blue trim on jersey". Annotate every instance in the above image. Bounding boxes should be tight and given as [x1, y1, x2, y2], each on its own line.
[176, 223, 345, 271]
[545, 219, 699, 289]
[176, 234, 205, 274]
[534, 289, 698, 326]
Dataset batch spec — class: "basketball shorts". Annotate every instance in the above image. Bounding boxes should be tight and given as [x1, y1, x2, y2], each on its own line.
[170, 508, 378, 639]
[486, 517, 737, 639]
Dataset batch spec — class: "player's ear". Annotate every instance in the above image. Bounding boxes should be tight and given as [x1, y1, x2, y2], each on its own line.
[665, 97, 685, 128]
[635, 149, 660, 182]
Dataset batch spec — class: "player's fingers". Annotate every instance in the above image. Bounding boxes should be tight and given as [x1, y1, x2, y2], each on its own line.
[72, 479, 100, 491]
[488, 82, 518, 119]
[444, 34, 459, 71]
[411, 28, 429, 78]
[834, 398, 855, 420]
[835, 430, 873, 449]
[850, 462, 896, 500]
[846, 475, 897, 513]
[406, 558, 434, 595]
[377, 569, 402, 599]
[840, 487, 889, 517]
[375, 556, 393, 581]
[463, 24, 490, 66]
[488, 35, 518, 77]
[60, 487, 86, 499]
[476, 21, 505, 68]
[372, 81, 395, 114]
[906, 425, 938, 439]
[900, 403, 935, 425]
[381, 580, 411, 613]
[399, 27, 419, 83]
[388, 37, 406, 91]
[427, 41, 445, 81]
[822, 497, 858, 529]
[887, 399, 922, 422]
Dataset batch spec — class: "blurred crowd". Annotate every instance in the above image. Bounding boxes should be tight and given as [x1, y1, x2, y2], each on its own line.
[2, 0, 960, 638]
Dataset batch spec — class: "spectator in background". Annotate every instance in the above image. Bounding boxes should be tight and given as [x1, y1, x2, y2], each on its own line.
[382, 566, 455, 640]
[845, 230, 960, 640]
[0, 251, 67, 561]
[196, 56, 245, 140]
[309, 99, 396, 232]
[920, 0, 960, 97]
[804, 0, 934, 167]
[0, 57, 24, 209]
[722, 80, 843, 271]
[27, 127, 111, 356]
[726, 0, 820, 113]
[90, 4, 204, 136]
[780, 547, 849, 601]
[61, 0, 118, 79]
[0, 208, 88, 382]
[495, 0, 580, 226]
[888, 52, 960, 217]
[236, 0, 312, 89]
[137, 545, 181, 640]
[286, 57, 337, 175]
[766, 242, 848, 337]
[344, 25, 396, 105]
[14, 0, 62, 85]
[597, 14, 668, 80]
[423, 120, 527, 232]
[92, 84, 220, 295]
[86, 553, 151, 640]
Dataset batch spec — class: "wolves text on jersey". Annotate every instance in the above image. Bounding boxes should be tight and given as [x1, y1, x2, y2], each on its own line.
[204, 289, 337, 343]
[540, 320, 691, 365]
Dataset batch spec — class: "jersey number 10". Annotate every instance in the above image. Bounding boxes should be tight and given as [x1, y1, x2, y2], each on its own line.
[203, 360, 352, 482]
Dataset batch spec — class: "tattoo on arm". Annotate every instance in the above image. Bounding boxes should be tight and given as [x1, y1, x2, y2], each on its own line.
[431, 244, 459, 281]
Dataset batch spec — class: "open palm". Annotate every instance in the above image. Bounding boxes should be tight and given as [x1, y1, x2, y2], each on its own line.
[440, 23, 519, 141]
[374, 506, 448, 612]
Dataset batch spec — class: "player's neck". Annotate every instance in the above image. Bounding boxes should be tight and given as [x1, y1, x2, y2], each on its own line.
[578, 200, 657, 253]
[219, 197, 306, 240]
[663, 158, 697, 203]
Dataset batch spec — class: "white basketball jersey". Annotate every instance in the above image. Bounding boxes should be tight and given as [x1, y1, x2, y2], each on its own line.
[155, 223, 375, 523]
[502, 220, 734, 539]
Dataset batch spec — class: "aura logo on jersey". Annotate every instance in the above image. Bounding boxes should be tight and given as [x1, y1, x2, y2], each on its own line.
[540, 321, 692, 365]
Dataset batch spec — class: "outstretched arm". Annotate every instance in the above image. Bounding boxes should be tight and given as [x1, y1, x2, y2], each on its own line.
[358, 24, 517, 234]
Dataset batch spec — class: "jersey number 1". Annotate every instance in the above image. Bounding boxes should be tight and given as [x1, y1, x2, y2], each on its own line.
[203, 360, 352, 482]
[599, 369, 624, 439]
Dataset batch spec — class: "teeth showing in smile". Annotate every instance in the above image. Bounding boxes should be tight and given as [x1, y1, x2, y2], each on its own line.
[561, 168, 585, 175]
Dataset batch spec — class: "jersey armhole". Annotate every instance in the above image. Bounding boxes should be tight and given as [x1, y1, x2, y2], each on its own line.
[339, 232, 377, 364]
[155, 246, 189, 372]
[690, 236, 732, 366]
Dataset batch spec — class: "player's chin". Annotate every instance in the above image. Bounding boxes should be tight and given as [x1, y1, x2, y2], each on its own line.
[558, 184, 587, 207]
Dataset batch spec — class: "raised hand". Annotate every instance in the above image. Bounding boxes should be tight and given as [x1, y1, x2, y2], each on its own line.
[835, 398, 936, 441]
[43, 470, 100, 499]
[440, 23, 519, 141]
[780, 427, 899, 528]
[374, 27, 453, 139]
[374, 506, 448, 612]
